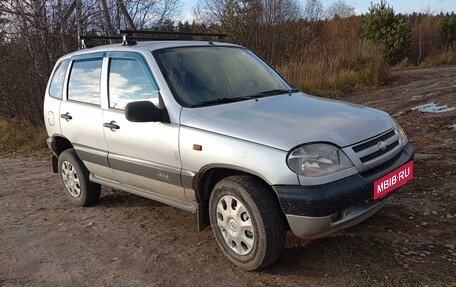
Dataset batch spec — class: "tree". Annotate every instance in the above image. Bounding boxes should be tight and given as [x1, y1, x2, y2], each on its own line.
[303, 0, 323, 21]
[363, 0, 411, 64]
[120, 0, 182, 30]
[326, 0, 355, 19]
[407, 12, 441, 65]
[196, 0, 301, 63]
[440, 12, 456, 45]
[0, 0, 182, 126]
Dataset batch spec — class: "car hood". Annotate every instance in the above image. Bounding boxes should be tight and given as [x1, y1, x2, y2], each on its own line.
[180, 93, 394, 151]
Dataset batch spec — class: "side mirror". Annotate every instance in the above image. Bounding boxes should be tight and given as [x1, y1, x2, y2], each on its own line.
[125, 101, 170, 123]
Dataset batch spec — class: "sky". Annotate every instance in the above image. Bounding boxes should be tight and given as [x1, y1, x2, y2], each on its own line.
[181, 0, 456, 21]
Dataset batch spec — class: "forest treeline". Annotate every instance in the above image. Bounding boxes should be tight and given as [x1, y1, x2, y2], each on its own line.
[0, 0, 455, 126]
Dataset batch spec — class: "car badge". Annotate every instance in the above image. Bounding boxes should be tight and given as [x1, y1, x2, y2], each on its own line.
[378, 141, 389, 151]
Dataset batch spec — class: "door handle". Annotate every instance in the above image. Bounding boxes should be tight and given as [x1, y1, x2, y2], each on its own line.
[60, 112, 72, 120]
[103, 121, 120, 130]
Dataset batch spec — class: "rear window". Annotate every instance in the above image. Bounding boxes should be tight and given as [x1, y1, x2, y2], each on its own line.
[49, 60, 69, 99]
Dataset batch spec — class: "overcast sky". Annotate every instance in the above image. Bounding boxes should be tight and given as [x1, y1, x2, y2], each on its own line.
[181, 0, 456, 20]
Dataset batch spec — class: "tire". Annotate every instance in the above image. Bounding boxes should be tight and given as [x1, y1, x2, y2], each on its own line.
[209, 175, 286, 270]
[57, 148, 101, 206]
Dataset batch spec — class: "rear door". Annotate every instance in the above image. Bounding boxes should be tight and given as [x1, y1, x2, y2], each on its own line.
[59, 55, 113, 179]
[44, 59, 70, 137]
[102, 52, 187, 203]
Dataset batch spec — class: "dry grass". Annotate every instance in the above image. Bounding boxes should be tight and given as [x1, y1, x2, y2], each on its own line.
[421, 44, 456, 67]
[0, 118, 49, 157]
[276, 40, 390, 98]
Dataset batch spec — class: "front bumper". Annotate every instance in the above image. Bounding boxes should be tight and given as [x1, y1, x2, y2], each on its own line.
[273, 143, 414, 238]
[286, 200, 384, 238]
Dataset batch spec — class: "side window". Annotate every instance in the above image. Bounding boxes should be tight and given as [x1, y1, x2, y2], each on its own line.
[68, 58, 102, 105]
[49, 60, 69, 99]
[108, 58, 159, 110]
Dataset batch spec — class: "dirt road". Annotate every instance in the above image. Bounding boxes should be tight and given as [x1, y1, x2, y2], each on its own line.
[1, 67, 455, 286]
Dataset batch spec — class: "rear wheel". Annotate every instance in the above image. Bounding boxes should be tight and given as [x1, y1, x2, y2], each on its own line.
[58, 148, 100, 206]
[209, 175, 286, 270]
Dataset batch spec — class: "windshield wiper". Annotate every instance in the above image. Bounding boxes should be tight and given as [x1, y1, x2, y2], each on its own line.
[246, 88, 298, 98]
[189, 89, 298, 108]
[190, 97, 247, 108]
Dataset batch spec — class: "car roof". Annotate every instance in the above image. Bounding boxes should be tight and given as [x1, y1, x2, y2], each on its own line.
[61, 40, 243, 59]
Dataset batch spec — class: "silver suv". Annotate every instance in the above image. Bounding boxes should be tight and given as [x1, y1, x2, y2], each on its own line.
[44, 34, 414, 270]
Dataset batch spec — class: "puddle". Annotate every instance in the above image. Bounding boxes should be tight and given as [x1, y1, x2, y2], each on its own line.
[449, 124, 456, 131]
[411, 95, 421, 101]
[412, 102, 455, 113]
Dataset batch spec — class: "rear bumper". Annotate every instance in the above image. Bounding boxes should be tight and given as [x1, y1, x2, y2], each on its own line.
[273, 143, 414, 238]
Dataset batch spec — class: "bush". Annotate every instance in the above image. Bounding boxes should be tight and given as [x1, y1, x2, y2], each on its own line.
[394, 57, 412, 70]
[420, 44, 456, 67]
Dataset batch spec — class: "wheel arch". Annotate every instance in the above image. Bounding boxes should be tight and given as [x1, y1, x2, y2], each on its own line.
[48, 135, 74, 173]
[194, 166, 286, 231]
[49, 134, 74, 156]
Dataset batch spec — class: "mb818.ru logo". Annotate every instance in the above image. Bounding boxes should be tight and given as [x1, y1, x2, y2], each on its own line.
[374, 161, 414, 200]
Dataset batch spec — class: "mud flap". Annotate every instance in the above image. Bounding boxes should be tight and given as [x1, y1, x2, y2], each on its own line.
[51, 154, 58, 173]
[197, 201, 210, 231]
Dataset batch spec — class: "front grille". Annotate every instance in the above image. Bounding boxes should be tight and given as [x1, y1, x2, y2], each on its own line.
[351, 129, 400, 165]
[359, 140, 399, 163]
[352, 130, 395, 153]
[360, 151, 402, 179]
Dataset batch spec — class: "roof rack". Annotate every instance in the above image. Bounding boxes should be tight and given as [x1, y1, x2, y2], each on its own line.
[79, 35, 124, 49]
[79, 30, 226, 49]
[121, 30, 226, 41]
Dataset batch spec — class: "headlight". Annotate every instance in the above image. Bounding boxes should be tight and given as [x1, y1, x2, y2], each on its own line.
[394, 120, 408, 146]
[287, 143, 353, 177]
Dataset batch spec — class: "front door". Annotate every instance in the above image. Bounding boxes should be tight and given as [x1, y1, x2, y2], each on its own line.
[102, 53, 186, 202]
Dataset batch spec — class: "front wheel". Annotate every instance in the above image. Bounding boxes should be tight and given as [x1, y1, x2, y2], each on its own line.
[209, 175, 286, 270]
[58, 148, 101, 206]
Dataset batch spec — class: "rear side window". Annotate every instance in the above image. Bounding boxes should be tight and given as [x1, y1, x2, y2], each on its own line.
[108, 58, 159, 110]
[68, 58, 103, 105]
[49, 60, 69, 99]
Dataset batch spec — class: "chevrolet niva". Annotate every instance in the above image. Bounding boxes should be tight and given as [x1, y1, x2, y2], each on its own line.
[44, 34, 414, 270]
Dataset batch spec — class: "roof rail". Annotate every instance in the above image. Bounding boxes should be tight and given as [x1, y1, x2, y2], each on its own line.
[78, 30, 226, 49]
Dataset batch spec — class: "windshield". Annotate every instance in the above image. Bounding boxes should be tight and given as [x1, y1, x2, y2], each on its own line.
[154, 46, 292, 107]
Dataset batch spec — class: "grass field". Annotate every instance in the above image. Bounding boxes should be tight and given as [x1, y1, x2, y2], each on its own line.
[0, 118, 48, 157]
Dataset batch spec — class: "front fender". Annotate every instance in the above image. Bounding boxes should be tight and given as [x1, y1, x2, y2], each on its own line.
[179, 126, 299, 186]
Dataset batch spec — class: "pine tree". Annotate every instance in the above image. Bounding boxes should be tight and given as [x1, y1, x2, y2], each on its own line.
[363, 0, 411, 64]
